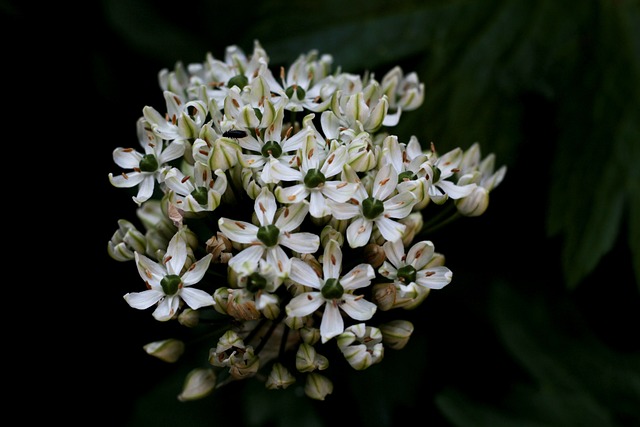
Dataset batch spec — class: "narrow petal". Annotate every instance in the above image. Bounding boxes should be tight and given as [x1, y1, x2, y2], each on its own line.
[135, 252, 165, 288]
[255, 188, 277, 226]
[279, 232, 319, 254]
[372, 163, 397, 201]
[308, 190, 329, 218]
[383, 191, 416, 218]
[132, 176, 155, 205]
[218, 218, 259, 244]
[415, 266, 453, 289]
[275, 201, 309, 231]
[275, 184, 308, 204]
[181, 254, 213, 286]
[382, 239, 404, 269]
[340, 294, 377, 321]
[286, 292, 324, 317]
[320, 181, 358, 203]
[346, 217, 373, 248]
[229, 245, 265, 273]
[112, 148, 142, 169]
[109, 171, 145, 189]
[123, 289, 164, 310]
[326, 200, 360, 220]
[322, 239, 342, 280]
[290, 258, 323, 289]
[406, 241, 435, 271]
[165, 232, 188, 276]
[340, 263, 375, 290]
[375, 216, 405, 243]
[320, 302, 344, 343]
[180, 287, 215, 309]
[152, 296, 180, 321]
[438, 180, 477, 200]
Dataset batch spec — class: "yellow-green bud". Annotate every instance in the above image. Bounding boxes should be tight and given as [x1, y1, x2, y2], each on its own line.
[379, 320, 414, 350]
[320, 225, 344, 247]
[304, 373, 333, 401]
[143, 339, 185, 363]
[265, 363, 296, 390]
[296, 343, 329, 372]
[337, 324, 384, 370]
[299, 326, 321, 345]
[455, 185, 489, 217]
[178, 308, 200, 327]
[177, 368, 217, 401]
[213, 287, 230, 314]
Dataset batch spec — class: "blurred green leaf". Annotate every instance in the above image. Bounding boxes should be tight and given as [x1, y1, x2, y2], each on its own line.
[436, 280, 640, 427]
[547, 0, 640, 290]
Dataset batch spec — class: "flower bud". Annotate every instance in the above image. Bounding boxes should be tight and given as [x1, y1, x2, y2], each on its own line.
[284, 314, 307, 330]
[296, 343, 329, 372]
[398, 283, 431, 310]
[143, 339, 185, 363]
[399, 212, 423, 247]
[213, 287, 230, 315]
[304, 373, 333, 401]
[228, 348, 260, 380]
[337, 324, 384, 370]
[379, 320, 414, 350]
[320, 225, 344, 247]
[455, 185, 489, 217]
[363, 243, 385, 268]
[177, 368, 217, 401]
[299, 327, 321, 345]
[107, 220, 146, 262]
[178, 308, 200, 327]
[265, 363, 296, 390]
[226, 289, 261, 321]
[206, 232, 233, 263]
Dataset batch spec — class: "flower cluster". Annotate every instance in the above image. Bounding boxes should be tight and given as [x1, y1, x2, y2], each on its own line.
[107, 40, 506, 401]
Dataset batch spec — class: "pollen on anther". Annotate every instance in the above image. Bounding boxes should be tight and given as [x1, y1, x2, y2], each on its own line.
[379, 177, 390, 186]
[181, 176, 190, 184]
[425, 271, 435, 277]
[287, 195, 296, 201]
[235, 221, 246, 229]
[259, 202, 266, 213]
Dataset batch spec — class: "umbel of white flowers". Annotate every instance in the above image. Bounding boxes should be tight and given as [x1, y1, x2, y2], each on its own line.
[107, 40, 506, 401]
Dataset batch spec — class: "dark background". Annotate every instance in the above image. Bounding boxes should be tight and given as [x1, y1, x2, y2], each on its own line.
[17, 0, 638, 425]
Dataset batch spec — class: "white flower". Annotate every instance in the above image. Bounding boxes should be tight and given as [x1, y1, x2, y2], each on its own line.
[419, 144, 477, 205]
[286, 239, 377, 343]
[275, 143, 359, 218]
[378, 238, 452, 293]
[124, 230, 214, 321]
[218, 187, 319, 275]
[108, 118, 185, 205]
[328, 163, 417, 248]
[163, 162, 228, 212]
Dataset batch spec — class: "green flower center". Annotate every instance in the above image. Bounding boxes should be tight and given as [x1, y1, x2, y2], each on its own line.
[396, 265, 417, 284]
[139, 154, 159, 172]
[398, 170, 417, 182]
[362, 197, 385, 220]
[285, 85, 306, 100]
[160, 274, 182, 296]
[261, 141, 283, 158]
[321, 278, 344, 299]
[432, 165, 441, 182]
[227, 74, 248, 89]
[191, 186, 208, 205]
[246, 272, 267, 293]
[303, 168, 326, 188]
[257, 224, 280, 247]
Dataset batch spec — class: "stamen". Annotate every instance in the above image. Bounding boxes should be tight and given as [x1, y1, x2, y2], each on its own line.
[326, 153, 335, 164]
[259, 202, 266, 213]
[121, 172, 129, 179]
[425, 271, 435, 277]
[337, 182, 348, 189]
[235, 222, 246, 229]
[232, 99, 240, 108]
[287, 195, 296, 201]
[181, 176, 190, 184]
[379, 177, 390, 186]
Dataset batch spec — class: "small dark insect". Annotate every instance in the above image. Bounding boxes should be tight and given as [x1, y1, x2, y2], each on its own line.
[222, 129, 248, 139]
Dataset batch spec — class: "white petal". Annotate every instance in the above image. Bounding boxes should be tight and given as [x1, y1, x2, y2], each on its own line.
[180, 287, 215, 309]
[255, 188, 277, 226]
[279, 232, 319, 254]
[346, 217, 372, 248]
[289, 258, 323, 289]
[135, 252, 165, 288]
[372, 163, 397, 201]
[112, 148, 142, 169]
[286, 292, 324, 317]
[181, 254, 213, 286]
[132, 175, 156, 205]
[320, 181, 358, 203]
[275, 184, 308, 204]
[322, 239, 342, 280]
[437, 180, 477, 200]
[152, 296, 180, 321]
[229, 245, 265, 273]
[123, 289, 164, 310]
[406, 241, 435, 271]
[383, 191, 416, 218]
[320, 302, 344, 343]
[415, 266, 453, 289]
[382, 238, 404, 269]
[375, 216, 405, 243]
[218, 218, 259, 244]
[109, 171, 145, 189]
[340, 263, 375, 290]
[275, 201, 309, 231]
[308, 190, 329, 218]
[165, 232, 188, 276]
[326, 199, 360, 220]
[265, 245, 291, 276]
[340, 294, 377, 321]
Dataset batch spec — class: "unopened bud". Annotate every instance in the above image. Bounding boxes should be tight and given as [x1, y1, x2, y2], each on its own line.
[178, 308, 200, 327]
[299, 327, 321, 345]
[337, 323, 384, 370]
[107, 220, 146, 262]
[206, 232, 233, 263]
[296, 343, 329, 372]
[379, 320, 414, 350]
[320, 225, 344, 247]
[363, 243, 385, 268]
[304, 373, 333, 401]
[399, 212, 424, 246]
[265, 363, 296, 390]
[213, 287, 230, 315]
[177, 368, 217, 401]
[455, 185, 489, 217]
[143, 339, 185, 363]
